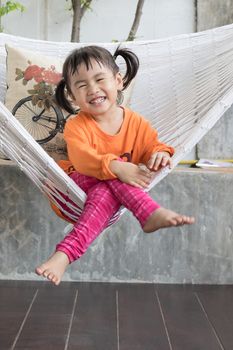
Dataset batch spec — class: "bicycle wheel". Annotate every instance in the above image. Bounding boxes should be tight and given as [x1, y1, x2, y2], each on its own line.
[12, 96, 64, 144]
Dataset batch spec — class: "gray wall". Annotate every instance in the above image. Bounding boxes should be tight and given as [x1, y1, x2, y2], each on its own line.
[197, 0, 233, 159]
[1, 162, 233, 284]
[197, 0, 233, 31]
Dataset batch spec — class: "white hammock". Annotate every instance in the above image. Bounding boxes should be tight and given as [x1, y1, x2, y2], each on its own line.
[1, 23, 233, 225]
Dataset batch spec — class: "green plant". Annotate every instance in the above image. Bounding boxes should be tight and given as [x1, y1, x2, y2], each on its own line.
[0, 1, 25, 32]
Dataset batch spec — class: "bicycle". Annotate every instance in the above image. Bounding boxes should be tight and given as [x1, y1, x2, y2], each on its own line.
[12, 95, 78, 144]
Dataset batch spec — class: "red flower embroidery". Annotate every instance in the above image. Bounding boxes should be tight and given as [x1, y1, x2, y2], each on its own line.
[42, 68, 62, 85]
[15, 62, 62, 109]
[24, 65, 45, 82]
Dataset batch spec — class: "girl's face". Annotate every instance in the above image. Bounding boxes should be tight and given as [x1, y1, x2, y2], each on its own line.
[69, 59, 123, 117]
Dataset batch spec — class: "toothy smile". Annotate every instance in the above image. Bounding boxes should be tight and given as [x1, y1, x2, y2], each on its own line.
[89, 96, 106, 105]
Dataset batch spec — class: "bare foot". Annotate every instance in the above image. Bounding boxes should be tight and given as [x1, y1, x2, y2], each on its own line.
[35, 251, 70, 285]
[143, 207, 195, 233]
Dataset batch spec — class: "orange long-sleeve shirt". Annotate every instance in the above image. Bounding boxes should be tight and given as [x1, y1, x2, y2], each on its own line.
[59, 107, 174, 180]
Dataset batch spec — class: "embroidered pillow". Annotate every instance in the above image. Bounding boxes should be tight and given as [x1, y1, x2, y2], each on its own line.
[5, 45, 67, 161]
[4, 45, 135, 161]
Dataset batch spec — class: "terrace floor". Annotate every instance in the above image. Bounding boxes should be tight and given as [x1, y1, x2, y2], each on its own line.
[0, 280, 232, 350]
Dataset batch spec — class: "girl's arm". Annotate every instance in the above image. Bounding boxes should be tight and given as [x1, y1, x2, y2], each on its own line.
[109, 160, 152, 189]
[138, 119, 175, 166]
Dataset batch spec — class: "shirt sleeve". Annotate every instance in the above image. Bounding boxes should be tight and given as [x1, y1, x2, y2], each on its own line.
[64, 120, 118, 180]
[139, 119, 175, 164]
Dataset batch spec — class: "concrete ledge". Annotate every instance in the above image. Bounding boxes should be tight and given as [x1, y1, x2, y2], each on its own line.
[1, 161, 233, 284]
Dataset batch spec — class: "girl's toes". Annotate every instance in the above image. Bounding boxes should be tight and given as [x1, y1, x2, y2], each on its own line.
[176, 216, 184, 225]
[51, 274, 58, 283]
[43, 269, 50, 278]
[172, 218, 179, 226]
[35, 267, 43, 276]
[48, 272, 54, 281]
[52, 276, 58, 284]
[55, 279, 60, 286]
[186, 216, 194, 224]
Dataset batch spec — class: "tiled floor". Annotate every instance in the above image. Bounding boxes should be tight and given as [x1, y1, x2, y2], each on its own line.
[0, 280, 232, 349]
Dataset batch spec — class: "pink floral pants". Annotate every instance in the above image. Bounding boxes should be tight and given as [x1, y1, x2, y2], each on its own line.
[56, 172, 160, 263]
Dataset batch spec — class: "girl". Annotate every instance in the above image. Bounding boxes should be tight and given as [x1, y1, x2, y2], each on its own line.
[36, 45, 195, 285]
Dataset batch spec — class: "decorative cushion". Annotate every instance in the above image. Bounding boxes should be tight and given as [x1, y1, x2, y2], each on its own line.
[5, 45, 66, 161]
[4, 45, 135, 161]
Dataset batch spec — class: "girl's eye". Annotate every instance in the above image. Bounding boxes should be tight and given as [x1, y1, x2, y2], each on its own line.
[78, 84, 86, 89]
[97, 78, 104, 82]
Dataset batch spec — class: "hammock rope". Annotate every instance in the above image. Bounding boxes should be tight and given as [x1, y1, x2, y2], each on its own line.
[1, 23, 233, 225]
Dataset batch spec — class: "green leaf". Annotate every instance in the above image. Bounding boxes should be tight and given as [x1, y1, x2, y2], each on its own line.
[27, 89, 37, 95]
[15, 76, 22, 81]
[38, 89, 46, 96]
[32, 84, 40, 92]
[16, 72, 24, 79]
[38, 100, 43, 108]
[48, 85, 53, 94]
[32, 95, 39, 105]
[0, 1, 25, 17]
[38, 94, 46, 99]
[81, 0, 92, 10]
[15, 68, 23, 75]
[44, 99, 51, 109]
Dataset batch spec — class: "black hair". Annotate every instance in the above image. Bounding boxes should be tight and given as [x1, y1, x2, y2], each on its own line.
[55, 45, 139, 114]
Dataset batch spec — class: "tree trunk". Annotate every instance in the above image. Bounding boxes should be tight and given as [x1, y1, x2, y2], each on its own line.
[71, 0, 82, 42]
[127, 0, 145, 41]
[71, 0, 92, 42]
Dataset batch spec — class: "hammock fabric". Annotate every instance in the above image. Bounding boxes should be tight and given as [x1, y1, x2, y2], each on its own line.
[1, 24, 233, 226]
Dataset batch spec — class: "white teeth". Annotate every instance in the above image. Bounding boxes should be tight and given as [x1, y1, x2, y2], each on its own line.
[90, 97, 105, 104]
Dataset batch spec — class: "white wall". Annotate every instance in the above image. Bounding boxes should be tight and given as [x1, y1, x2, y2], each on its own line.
[3, 0, 195, 42]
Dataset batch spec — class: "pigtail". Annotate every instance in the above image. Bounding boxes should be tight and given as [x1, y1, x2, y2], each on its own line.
[113, 46, 139, 90]
[55, 79, 75, 115]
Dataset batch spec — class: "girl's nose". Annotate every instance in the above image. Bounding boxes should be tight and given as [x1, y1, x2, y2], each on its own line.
[87, 82, 99, 95]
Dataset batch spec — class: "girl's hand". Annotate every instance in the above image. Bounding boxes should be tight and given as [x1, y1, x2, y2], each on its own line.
[110, 160, 152, 189]
[147, 152, 173, 171]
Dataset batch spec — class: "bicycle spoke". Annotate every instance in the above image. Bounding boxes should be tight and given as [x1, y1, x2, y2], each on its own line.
[34, 121, 57, 131]
[13, 99, 60, 142]
[26, 121, 55, 141]
[38, 115, 58, 124]
[23, 103, 42, 115]
[18, 104, 57, 123]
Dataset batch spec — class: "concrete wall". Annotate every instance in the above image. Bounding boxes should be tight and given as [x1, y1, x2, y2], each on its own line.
[197, 107, 233, 159]
[197, 0, 233, 31]
[1, 161, 233, 284]
[197, 0, 233, 159]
